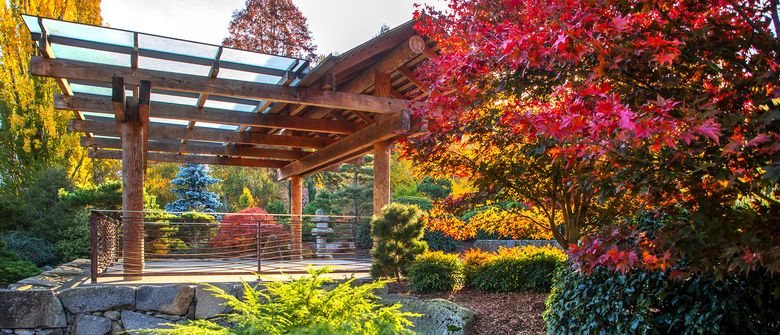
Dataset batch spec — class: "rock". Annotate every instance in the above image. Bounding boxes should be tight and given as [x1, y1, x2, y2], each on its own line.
[58, 286, 135, 313]
[103, 311, 120, 321]
[35, 329, 63, 335]
[110, 322, 123, 335]
[72, 315, 111, 335]
[0, 290, 67, 328]
[136, 285, 194, 316]
[194, 283, 235, 319]
[120, 311, 172, 335]
[381, 295, 475, 335]
[14, 330, 35, 335]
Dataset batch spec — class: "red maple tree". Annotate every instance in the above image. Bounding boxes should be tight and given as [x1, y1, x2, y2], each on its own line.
[405, 0, 779, 274]
[210, 207, 286, 251]
[223, 0, 316, 59]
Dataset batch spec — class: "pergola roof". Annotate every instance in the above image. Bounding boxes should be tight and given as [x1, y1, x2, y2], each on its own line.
[22, 15, 432, 178]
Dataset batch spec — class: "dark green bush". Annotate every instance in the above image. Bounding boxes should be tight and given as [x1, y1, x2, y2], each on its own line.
[356, 219, 372, 249]
[544, 266, 780, 335]
[463, 246, 566, 292]
[370, 203, 428, 280]
[0, 240, 40, 286]
[393, 196, 434, 211]
[407, 251, 462, 293]
[423, 229, 460, 252]
[0, 232, 57, 266]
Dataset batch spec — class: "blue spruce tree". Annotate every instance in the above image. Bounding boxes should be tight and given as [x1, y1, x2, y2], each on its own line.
[165, 164, 222, 212]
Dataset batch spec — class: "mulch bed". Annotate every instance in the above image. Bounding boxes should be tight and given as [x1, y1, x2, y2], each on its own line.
[387, 282, 548, 335]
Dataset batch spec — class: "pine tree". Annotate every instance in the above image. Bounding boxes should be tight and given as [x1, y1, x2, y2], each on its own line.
[223, 0, 316, 59]
[165, 164, 222, 213]
[370, 203, 428, 280]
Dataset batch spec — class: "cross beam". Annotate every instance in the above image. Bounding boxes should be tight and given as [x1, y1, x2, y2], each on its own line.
[70, 118, 333, 149]
[90, 150, 288, 168]
[278, 110, 416, 179]
[81, 137, 305, 161]
[55, 94, 358, 135]
[30, 57, 416, 114]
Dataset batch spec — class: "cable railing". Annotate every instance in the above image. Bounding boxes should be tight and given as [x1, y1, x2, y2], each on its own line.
[90, 210, 372, 282]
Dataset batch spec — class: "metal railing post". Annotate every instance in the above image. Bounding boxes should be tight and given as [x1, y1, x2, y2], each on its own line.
[89, 211, 99, 284]
[256, 218, 262, 273]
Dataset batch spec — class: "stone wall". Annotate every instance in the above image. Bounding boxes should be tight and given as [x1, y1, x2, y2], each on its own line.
[472, 239, 560, 252]
[0, 282, 240, 335]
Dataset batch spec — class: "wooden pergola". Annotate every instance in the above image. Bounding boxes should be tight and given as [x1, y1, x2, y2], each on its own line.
[22, 15, 432, 279]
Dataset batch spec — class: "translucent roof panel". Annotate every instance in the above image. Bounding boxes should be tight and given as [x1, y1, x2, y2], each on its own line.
[150, 117, 189, 126]
[220, 47, 298, 71]
[218, 68, 283, 84]
[140, 57, 212, 77]
[51, 44, 130, 67]
[22, 16, 41, 35]
[42, 17, 134, 47]
[71, 83, 112, 96]
[138, 34, 219, 60]
[203, 100, 256, 112]
[151, 92, 198, 106]
[195, 122, 239, 131]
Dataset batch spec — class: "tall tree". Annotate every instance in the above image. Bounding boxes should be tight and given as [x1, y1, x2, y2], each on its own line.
[165, 164, 222, 213]
[0, 0, 107, 191]
[223, 0, 316, 59]
[409, 0, 779, 274]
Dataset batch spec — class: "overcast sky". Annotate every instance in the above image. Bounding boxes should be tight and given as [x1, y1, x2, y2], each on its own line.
[101, 0, 446, 56]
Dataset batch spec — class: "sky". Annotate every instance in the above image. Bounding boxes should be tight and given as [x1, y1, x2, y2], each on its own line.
[101, 0, 447, 56]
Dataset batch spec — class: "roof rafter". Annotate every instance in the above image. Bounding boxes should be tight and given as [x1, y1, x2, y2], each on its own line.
[91, 150, 288, 168]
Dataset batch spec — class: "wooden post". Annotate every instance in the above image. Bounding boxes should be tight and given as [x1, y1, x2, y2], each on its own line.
[373, 141, 391, 216]
[290, 175, 303, 261]
[119, 78, 150, 280]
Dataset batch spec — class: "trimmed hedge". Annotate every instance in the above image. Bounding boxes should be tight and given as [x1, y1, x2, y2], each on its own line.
[544, 266, 780, 335]
[463, 246, 566, 292]
[407, 251, 463, 293]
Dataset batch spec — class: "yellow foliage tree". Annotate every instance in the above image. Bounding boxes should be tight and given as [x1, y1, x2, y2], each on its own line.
[0, 0, 106, 190]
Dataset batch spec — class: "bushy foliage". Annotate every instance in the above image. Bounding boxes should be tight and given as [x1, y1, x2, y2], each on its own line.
[0, 231, 57, 267]
[463, 246, 566, 292]
[430, 205, 553, 241]
[141, 267, 417, 335]
[423, 230, 459, 253]
[266, 199, 288, 214]
[0, 240, 40, 286]
[165, 164, 222, 213]
[416, 177, 451, 200]
[544, 266, 780, 335]
[393, 196, 433, 211]
[407, 251, 462, 293]
[370, 203, 428, 280]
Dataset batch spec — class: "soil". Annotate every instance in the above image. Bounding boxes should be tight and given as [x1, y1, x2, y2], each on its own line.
[387, 282, 548, 335]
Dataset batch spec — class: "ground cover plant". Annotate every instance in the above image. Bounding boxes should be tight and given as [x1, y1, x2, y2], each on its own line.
[141, 267, 418, 335]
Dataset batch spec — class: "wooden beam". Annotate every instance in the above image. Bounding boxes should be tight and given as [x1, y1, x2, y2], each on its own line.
[70, 118, 334, 149]
[30, 57, 414, 114]
[56, 94, 358, 135]
[36, 17, 80, 120]
[305, 35, 424, 119]
[278, 110, 412, 179]
[120, 96, 144, 280]
[398, 67, 427, 92]
[332, 20, 417, 76]
[91, 150, 288, 168]
[81, 137, 305, 161]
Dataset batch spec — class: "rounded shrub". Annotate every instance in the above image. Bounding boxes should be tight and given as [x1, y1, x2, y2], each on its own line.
[0, 231, 57, 266]
[423, 229, 460, 252]
[463, 245, 566, 292]
[370, 203, 428, 280]
[0, 240, 41, 286]
[407, 251, 462, 293]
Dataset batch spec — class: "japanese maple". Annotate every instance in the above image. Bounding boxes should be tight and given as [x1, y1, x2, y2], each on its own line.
[405, 0, 779, 274]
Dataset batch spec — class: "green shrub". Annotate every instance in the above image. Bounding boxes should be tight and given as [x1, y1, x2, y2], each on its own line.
[141, 267, 417, 335]
[0, 240, 40, 286]
[544, 266, 780, 335]
[463, 246, 566, 292]
[371, 203, 428, 280]
[423, 229, 460, 252]
[393, 196, 433, 211]
[407, 251, 462, 293]
[54, 210, 90, 261]
[0, 232, 57, 266]
[356, 219, 372, 249]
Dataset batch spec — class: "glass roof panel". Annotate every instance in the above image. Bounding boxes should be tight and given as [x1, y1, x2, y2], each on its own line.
[217, 68, 282, 84]
[150, 117, 189, 126]
[203, 100, 256, 112]
[51, 44, 130, 67]
[220, 47, 297, 71]
[195, 122, 239, 131]
[71, 83, 112, 96]
[151, 92, 198, 106]
[140, 57, 211, 76]
[82, 111, 113, 119]
[138, 34, 219, 60]
[42, 18, 133, 47]
[93, 135, 120, 140]
[22, 15, 41, 35]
